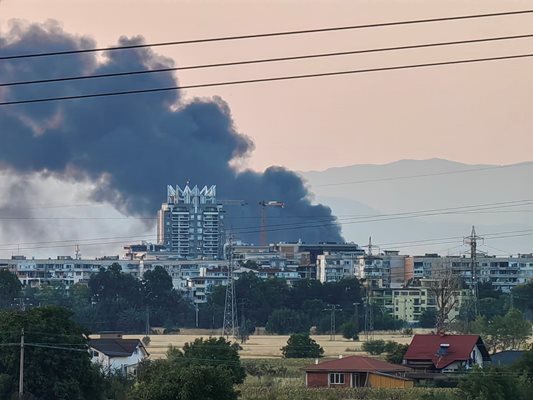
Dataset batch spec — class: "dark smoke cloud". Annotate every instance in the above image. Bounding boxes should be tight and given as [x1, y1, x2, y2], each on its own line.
[0, 21, 343, 244]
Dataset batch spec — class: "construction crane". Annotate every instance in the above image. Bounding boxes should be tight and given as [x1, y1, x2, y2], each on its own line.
[259, 200, 285, 246]
[218, 199, 248, 206]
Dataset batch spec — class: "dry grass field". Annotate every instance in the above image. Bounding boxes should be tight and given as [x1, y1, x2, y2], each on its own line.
[123, 330, 415, 359]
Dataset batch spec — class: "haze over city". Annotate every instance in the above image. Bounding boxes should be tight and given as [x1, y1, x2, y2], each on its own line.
[0, 0, 532, 257]
[1, 2, 533, 400]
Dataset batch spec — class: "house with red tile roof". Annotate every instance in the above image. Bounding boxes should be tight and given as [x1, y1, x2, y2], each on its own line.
[305, 355, 413, 388]
[403, 334, 490, 373]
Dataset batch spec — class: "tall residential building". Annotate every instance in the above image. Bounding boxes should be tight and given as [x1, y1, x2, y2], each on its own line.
[157, 185, 224, 259]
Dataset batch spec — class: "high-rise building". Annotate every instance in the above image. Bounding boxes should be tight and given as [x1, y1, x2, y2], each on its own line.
[157, 185, 224, 259]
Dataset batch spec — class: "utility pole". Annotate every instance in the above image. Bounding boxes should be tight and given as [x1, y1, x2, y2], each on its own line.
[353, 302, 360, 338]
[238, 299, 249, 343]
[195, 303, 199, 328]
[464, 226, 483, 316]
[362, 236, 380, 256]
[222, 234, 238, 338]
[363, 286, 374, 341]
[324, 304, 341, 341]
[19, 328, 24, 400]
[145, 305, 150, 336]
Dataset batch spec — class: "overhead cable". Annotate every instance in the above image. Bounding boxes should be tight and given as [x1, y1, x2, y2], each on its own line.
[3, 33, 533, 88]
[2, 9, 533, 61]
[2, 52, 533, 106]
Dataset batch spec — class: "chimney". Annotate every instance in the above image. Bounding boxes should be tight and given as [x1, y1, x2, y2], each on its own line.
[315, 358, 319, 365]
[438, 343, 450, 357]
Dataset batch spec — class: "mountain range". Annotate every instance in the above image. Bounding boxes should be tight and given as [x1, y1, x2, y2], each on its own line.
[299, 158, 533, 256]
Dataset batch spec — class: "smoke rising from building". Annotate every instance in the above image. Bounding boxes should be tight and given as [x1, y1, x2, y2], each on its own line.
[0, 21, 343, 244]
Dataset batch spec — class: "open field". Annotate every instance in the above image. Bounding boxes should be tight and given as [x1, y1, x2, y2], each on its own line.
[123, 330, 415, 359]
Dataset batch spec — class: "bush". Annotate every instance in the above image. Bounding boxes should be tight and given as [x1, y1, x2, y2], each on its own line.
[385, 343, 409, 364]
[362, 339, 387, 355]
[341, 321, 359, 340]
[458, 366, 531, 400]
[362, 340, 406, 361]
[281, 334, 324, 358]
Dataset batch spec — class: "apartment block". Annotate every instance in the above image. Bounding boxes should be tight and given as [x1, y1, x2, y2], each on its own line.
[157, 185, 224, 259]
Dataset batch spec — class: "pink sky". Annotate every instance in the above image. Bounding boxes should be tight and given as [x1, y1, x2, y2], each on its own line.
[2, 0, 533, 171]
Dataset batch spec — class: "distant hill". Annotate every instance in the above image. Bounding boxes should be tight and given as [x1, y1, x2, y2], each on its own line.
[300, 159, 533, 256]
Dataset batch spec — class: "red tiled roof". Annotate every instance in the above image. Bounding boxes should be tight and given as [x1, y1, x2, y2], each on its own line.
[403, 334, 483, 369]
[305, 355, 411, 373]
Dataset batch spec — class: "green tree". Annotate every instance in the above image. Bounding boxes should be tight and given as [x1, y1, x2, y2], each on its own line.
[385, 343, 409, 364]
[419, 308, 438, 328]
[281, 333, 324, 358]
[0, 269, 21, 307]
[373, 305, 404, 330]
[512, 350, 533, 378]
[265, 308, 310, 334]
[458, 366, 530, 400]
[341, 320, 358, 340]
[142, 266, 190, 328]
[472, 309, 531, 353]
[176, 337, 245, 384]
[362, 339, 388, 355]
[0, 306, 104, 400]
[301, 299, 327, 326]
[36, 282, 69, 307]
[512, 283, 533, 318]
[477, 282, 501, 300]
[131, 360, 237, 400]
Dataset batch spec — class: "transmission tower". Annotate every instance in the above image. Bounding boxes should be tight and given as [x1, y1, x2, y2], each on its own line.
[464, 226, 483, 316]
[363, 236, 380, 256]
[222, 235, 238, 338]
[363, 284, 374, 340]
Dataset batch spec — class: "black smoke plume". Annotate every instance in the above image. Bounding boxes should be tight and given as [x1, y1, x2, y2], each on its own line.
[0, 21, 343, 244]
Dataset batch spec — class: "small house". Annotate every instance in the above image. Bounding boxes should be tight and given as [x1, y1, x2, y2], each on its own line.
[403, 334, 490, 373]
[89, 333, 149, 376]
[305, 355, 413, 388]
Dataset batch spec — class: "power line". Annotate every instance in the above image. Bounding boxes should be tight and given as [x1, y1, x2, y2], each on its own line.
[229, 199, 533, 234]
[3, 52, 533, 107]
[3, 33, 533, 88]
[374, 228, 533, 248]
[311, 164, 532, 187]
[2, 9, 533, 61]
[0, 201, 532, 252]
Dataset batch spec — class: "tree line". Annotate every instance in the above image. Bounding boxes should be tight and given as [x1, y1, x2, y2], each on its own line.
[0, 264, 192, 333]
[2, 266, 532, 336]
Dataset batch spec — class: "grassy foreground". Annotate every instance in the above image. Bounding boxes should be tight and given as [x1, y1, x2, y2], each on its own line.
[237, 359, 459, 400]
[239, 384, 458, 400]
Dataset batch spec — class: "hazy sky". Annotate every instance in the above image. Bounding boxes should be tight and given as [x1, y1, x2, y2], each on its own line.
[2, 0, 533, 172]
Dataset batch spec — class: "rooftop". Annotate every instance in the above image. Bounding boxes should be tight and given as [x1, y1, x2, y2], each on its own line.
[305, 355, 411, 373]
[404, 334, 490, 369]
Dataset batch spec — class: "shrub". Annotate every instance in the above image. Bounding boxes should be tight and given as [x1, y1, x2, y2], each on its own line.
[341, 321, 359, 340]
[281, 334, 324, 358]
[362, 339, 387, 355]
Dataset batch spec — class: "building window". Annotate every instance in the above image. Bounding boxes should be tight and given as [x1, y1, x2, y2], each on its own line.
[329, 373, 345, 385]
